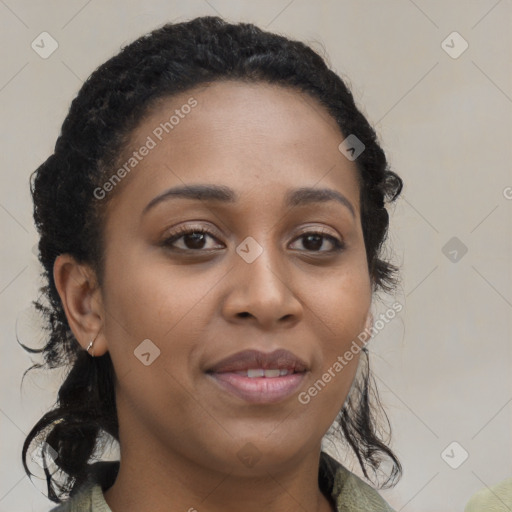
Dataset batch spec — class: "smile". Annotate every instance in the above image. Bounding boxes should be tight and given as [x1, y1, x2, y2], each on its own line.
[205, 349, 309, 404]
[208, 371, 306, 404]
[236, 368, 292, 377]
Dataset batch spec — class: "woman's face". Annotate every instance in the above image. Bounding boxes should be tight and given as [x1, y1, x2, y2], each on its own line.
[96, 80, 372, 474]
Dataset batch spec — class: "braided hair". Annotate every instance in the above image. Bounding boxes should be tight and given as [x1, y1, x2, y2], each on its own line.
[22, 16, 403, 503]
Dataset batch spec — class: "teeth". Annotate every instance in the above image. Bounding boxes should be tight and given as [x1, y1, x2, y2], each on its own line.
[243, 369, 291, 378]
[247, 369, 265, 378]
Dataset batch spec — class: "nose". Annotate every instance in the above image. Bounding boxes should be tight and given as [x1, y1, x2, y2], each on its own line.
[221, 244, 303, 331]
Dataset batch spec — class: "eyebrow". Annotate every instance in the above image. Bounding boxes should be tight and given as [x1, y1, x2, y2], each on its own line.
[142, 184, 356, 218]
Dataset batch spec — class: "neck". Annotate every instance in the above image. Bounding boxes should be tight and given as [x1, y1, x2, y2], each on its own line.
[103, 433, 335, 512]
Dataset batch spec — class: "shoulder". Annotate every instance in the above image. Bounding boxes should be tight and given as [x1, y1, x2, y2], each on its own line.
[49, 483, 111, 512]
[464, 477, 512, 512]
[48, 461, 118, 512]
[48, 483, 93, 512]
[320, 451, 396, 512]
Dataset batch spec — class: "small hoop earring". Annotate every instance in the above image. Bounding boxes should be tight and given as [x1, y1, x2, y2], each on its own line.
[86, 333, 99, 357]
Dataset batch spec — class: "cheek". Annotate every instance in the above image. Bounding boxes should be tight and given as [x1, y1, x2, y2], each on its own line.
[99, 256, 207, 416]
[309, 259, 371, 342]
[100, 250, 221, 373]
[300, 260, 371, 409]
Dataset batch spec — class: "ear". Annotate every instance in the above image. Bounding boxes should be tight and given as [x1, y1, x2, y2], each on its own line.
[53, 254, 108, 357]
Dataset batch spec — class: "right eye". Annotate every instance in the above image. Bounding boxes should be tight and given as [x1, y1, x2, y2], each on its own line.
[160, 226, 225, 252]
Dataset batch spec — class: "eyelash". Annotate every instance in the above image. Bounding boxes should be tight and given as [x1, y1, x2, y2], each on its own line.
[160, 225, 345, 254]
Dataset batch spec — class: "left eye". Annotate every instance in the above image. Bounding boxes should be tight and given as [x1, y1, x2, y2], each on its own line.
[289, 231, 344, 252]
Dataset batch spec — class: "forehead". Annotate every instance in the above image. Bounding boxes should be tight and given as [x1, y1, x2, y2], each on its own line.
[103, 80, 361, 219]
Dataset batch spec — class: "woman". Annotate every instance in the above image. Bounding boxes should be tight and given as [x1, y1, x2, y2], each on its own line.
[22, 16, 402, 511]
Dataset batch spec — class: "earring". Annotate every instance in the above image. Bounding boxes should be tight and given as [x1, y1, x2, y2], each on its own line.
[86, 333, 99, 357]
[86, 340, 95, 357]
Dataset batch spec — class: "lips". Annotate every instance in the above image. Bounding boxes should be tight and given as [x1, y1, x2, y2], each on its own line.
[206, 349, 309, 404]
[207, 349, 308, 374]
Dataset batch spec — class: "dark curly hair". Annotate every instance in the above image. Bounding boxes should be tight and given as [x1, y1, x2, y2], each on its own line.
[21, 15, 403, 503]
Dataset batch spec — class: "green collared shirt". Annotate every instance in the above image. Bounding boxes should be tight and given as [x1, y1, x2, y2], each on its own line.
[50, 451, 395, 511]
[464, 477, 512, 511]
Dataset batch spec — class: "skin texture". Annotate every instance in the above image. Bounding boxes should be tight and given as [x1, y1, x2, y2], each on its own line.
[54, 81, 373, 512]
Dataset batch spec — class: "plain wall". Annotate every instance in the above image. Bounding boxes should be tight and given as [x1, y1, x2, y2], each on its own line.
[1, 1, 511, 510]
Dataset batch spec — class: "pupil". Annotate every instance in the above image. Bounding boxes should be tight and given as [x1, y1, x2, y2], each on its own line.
[185, 233, 206, 249]
[304, 234, 322, 251]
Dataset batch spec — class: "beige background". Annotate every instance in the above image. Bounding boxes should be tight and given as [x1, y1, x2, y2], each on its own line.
[1, 1, 511, 511]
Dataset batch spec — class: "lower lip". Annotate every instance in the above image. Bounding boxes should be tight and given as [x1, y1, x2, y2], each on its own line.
[208, 372, 306, 404]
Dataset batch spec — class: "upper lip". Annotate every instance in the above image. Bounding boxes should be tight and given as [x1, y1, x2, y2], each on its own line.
[207, 349, 309, 373]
